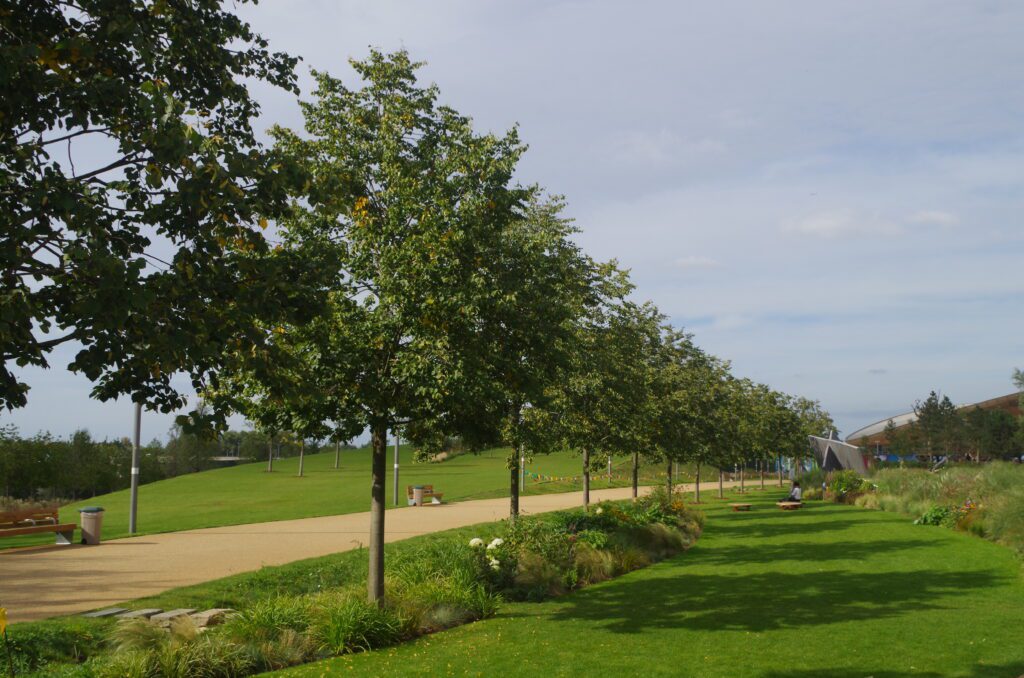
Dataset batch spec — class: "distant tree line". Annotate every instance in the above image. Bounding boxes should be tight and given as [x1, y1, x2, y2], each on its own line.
[0, 424, 331, 502]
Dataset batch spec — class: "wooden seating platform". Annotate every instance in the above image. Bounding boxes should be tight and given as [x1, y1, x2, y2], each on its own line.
[729, 503, 752, 511]
[406, 485, 444, 506]
[1, 506, 76, 544]
[776, 501, 803, 510]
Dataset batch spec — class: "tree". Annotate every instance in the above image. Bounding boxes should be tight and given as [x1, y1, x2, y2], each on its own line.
[542, 299, 662, 511]
[649, 333, 730, 502]
[790, 396, 836, 474]
[268, 51, 534, 604]
[429, 196, 602, 519]
[2, 0, 316, 421]
[914, 391, 960, 462]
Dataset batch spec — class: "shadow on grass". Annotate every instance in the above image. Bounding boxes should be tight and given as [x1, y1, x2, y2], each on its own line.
[690, 537, 937, 566]
[758, 663, 1024, 678]
[542, 566, 1000, 633]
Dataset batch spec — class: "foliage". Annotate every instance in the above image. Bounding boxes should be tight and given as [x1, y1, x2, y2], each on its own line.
[0, 617, 109, 674]
[308, 594, 406, 655]
[1, 0, 318, 422]
[864, 463, 1024, 555]
[827, 470, 867, 502]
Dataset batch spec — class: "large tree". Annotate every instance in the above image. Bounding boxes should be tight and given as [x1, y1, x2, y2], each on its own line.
[540, 298, 662, 510]
[268, 51, 535, 604]
[2, 0, 313, 418]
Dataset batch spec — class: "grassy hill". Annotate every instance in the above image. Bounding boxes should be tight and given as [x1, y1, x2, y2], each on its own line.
[6, 446, 694, 549]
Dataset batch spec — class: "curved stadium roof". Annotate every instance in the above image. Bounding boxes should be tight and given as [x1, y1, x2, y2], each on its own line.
[845, 391, 1022, 444]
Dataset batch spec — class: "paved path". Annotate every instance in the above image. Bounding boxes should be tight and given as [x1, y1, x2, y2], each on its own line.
[1, 481, 746, 623]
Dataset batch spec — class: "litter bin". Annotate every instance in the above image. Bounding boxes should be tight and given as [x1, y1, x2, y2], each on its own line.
[412, 486, 425, 507]
[78, 506, 105, 545]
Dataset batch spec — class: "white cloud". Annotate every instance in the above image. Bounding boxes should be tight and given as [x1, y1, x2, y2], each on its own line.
[673, 255, 722, 270]
[783, 210, 901, 239]
[907, 210, 959, 226]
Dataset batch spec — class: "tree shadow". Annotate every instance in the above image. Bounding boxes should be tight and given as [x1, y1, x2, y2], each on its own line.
[691, 537, 936, 567]
[542, 566, 1002, 634]
[758, 662, 1024, 678]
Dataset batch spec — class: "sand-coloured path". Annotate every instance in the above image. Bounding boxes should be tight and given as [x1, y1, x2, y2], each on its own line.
[1, 482, 745, 623]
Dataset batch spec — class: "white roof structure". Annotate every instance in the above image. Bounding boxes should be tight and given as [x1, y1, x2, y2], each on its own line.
[845, 411, 918, 443]
[809, 436, 869, 474]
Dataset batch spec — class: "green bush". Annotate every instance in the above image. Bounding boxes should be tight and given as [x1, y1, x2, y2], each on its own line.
[0, 617, 109, 674]
[222, 596, 312, 644]
[827, 470, 866, 502]
[308, 595, 406, 655]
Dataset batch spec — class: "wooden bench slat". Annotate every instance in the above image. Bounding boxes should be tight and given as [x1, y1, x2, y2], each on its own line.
[1, 522, 77, 537]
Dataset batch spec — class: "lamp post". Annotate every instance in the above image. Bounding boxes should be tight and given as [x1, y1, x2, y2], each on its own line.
[393, 433, 400, 506]
[128, 402, 142, 534]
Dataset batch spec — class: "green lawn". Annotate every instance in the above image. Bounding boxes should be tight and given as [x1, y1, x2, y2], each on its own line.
[275, 493, 1024, 678]
[6, 446, 685, 549]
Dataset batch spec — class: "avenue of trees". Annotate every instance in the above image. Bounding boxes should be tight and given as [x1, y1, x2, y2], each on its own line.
[3, 3, 832, 605]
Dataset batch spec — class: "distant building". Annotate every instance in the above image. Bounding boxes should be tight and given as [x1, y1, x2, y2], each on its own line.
[845, 391, 1022, 452]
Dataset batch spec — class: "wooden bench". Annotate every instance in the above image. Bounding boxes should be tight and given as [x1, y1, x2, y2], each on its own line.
[1, 507, 76, 544]
[729, 503, 752, 511]
[406, 485, 444, 506]
[776, 501, 803, 511]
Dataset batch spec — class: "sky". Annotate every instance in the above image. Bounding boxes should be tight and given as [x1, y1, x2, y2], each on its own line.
[6, 0, 1023, 442]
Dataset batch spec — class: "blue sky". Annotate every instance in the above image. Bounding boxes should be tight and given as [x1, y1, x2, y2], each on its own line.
[6, 0, 1023, 442]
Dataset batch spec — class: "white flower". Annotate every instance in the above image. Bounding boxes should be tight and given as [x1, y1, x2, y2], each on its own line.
[487, 538, 504, 550]
[595, 507, 604, 515]
[469, 537, 484, 548]
[488, 557, 500, 570]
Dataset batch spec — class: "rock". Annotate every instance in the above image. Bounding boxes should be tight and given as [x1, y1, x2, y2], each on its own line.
[117, 608, 163, 619]
[149, 608, 196, 625]
[82, 607, 128, 618]
[190, 608, 235, 628]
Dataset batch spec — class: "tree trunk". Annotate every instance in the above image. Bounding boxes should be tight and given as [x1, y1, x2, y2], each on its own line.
[695, 462, 701, 503]
[266, 437, 273, 473]
[666, 460, 673, 496]
[631, 451, 639, 502]
[607, 455, 612, 484]
[718, 467, 724, 499]
[510, 451, 520, 520]
[334, 440, 340, 470]
[760, 459, 766, 490]
[778, 455, 784, 487]
[368, 422, 387, 605]
[582, 447, 591, 510]
[297, 439, 305, 477]
[739, 462, 744, 493]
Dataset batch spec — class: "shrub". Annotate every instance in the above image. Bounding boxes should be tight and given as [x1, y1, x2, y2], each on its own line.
[308, 594, 405, 655]
[610, 545, 651, 574]
[223, 596, 312, 644]
[153, 633, 254, 678]
[573, 542, 614, 585]
[511, 550, 569, 600]
[0, 617, 109, 674]
[249, 629, 316, 672]
[828, 470, 866, 502]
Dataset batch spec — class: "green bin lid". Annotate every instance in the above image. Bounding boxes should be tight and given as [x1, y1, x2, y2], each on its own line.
[78, 506, 105, 513]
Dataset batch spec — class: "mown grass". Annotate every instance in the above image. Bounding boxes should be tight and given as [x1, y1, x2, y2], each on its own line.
[5, 447, 689, 549]
[274, 493, 1024, 678]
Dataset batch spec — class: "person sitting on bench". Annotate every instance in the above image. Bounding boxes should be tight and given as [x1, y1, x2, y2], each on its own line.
[784, 481, 802, 503]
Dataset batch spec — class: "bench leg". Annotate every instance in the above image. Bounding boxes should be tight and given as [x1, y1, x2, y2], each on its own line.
[55, 528, 74, 545]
